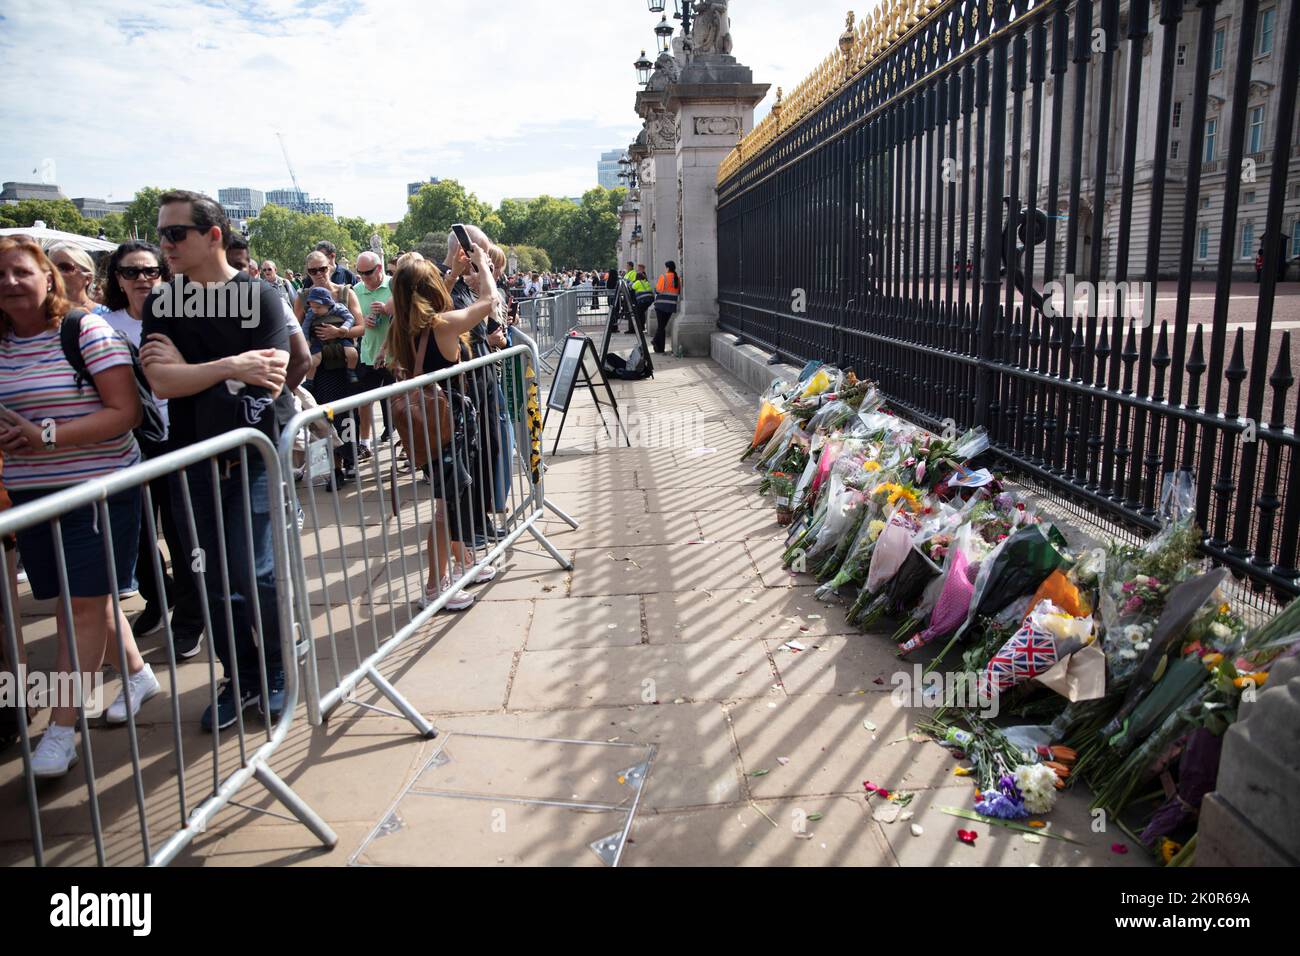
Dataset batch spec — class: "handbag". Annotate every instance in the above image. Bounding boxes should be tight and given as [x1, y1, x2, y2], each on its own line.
[391, 328, 454, 470]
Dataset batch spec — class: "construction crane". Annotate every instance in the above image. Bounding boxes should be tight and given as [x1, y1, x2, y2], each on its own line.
[275, 131, 306, 205]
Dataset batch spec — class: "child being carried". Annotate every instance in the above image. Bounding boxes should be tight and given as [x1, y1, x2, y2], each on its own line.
[303, 286, 358, 384]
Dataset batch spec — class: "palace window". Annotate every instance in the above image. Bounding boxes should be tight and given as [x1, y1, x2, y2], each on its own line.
[1213, 27, 1225, 70]
[1204, 118, 1217, 162]
[1248, 106, 1264, 153]
[1240, 222, 1255, 259]
[1258, 8, 1275, 55]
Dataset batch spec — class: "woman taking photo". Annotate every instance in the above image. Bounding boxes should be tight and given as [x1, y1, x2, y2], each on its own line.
[48, 243, 109, 317]
[101, 240, 205, 659]
[0, 237, 157, 778]
[386, 246, 500, 612]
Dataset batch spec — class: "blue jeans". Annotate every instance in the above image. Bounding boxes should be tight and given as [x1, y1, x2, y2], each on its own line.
[169, 459, 282, 684]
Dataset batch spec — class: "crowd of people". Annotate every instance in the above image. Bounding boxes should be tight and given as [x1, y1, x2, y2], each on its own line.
[0, 189, 678, 778]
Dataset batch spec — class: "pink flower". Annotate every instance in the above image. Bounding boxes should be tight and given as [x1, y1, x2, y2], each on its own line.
[1122, 596, 1144, 616]
[916, 462, 926, 483]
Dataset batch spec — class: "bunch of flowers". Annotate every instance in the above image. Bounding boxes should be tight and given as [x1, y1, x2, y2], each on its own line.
[1013, 763, 1060, 814]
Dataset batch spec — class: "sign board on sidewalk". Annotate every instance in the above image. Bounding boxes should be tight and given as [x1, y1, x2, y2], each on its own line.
[543, 333, 631, 454]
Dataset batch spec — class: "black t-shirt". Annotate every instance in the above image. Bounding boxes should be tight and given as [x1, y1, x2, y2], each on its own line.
[330, 265, 359, 287]
[141, 272, 295, 449]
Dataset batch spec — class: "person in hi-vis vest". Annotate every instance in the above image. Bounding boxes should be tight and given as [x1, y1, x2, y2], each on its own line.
[652, 262, 681, 354]
[629, 265, 654, 336]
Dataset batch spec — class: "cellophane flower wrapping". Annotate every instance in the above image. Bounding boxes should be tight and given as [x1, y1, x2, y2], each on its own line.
[866, 506, 918, 593]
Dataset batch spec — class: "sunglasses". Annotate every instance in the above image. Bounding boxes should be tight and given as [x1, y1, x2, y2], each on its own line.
[158, 224, 205, 244]
[55, 262, 83, 274]
[358, 265, 382, 276]
[260, 267, 275, 273]
[307, 266, 329, 275]
[117, 266, 162, 280]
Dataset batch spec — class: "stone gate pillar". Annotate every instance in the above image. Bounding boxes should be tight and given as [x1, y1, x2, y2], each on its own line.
[664, 53, 767, 355]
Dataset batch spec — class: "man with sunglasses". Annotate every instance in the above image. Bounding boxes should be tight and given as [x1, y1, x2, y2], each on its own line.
[351, 251, 393, 453]
[258, 259, 295, 307]
[314, 240, 358, 287]
[138, 189, 295, 732]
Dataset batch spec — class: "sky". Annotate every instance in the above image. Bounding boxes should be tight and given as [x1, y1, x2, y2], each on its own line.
[0, 0, 880, 223]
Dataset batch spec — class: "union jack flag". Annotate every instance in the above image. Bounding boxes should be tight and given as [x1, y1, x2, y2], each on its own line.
[983, 622, 1058, 694]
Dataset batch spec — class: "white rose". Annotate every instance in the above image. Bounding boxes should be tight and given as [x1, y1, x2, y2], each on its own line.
[1209, 621, 1232, 640]
[1119, 649, 1138, 660]
[1134, 641, 1150, 652]
[1123, 624, 1146, 644]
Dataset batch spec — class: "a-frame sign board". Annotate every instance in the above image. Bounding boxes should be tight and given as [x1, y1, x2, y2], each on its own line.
[543, 333, 631, 455]
[597, 280, 656, 377]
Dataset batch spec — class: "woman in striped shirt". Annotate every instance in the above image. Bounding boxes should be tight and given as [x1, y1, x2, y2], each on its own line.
[0, 237, 158, 778]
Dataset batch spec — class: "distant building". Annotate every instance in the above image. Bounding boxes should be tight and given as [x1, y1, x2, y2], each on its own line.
[265, 188, 334, 218]
[598, 150, 623, 190]
[407, 177, 441, 197]
[1, 181, 66, 203]
[71, 198, 130, 220]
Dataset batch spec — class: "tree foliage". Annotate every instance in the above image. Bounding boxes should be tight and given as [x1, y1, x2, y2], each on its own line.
[392, 180, 627, 270]
[247, 203, 359, 274]
[0, 199, 99, 236]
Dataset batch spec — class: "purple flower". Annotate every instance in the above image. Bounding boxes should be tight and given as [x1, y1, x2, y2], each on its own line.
[1122, 581, 1136, 593]
[1123, 595, 1144, 616]
[995, 493, 1013, 510]
[974, 790, 1029, 819]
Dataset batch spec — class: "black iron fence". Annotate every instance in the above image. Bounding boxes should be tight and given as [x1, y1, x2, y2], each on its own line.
[717, 0, 1300, 602]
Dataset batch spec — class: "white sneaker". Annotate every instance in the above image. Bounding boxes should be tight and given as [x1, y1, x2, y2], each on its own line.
[30, 726, 78, 778]
[470, 563, 498, 585]
[105, 664, 160, 725]
[419, 581, 474, 612]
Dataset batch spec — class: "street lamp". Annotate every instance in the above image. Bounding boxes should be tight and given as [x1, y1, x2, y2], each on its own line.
[654, 15, 674, 53]
[634, 49, 653, 85]
[646, 0, 665, 11]
[672, 0, 694, 36]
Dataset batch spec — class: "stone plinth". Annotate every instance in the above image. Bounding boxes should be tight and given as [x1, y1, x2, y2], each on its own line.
[1195, 653, 1300, 866]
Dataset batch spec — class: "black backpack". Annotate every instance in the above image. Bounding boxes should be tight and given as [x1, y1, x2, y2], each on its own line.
[60, 310, 168, 452]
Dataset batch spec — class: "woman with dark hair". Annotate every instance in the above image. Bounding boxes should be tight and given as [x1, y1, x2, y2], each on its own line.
[101, 241, 205, 658]
[652, 260, 681, 354]
[386, 249, 500, 612]
[0, 237, 156, 777]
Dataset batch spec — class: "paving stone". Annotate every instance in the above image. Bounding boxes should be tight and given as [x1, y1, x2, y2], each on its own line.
[644, 485, 764, 513]
[433, 704, 742, 811]
[568, 542, 762, 596]
[623, 796, 894, 867]
[528, 596, 643, 649]
[355, 796, 616, 866]
[768, 632, 907, 696]
[530, 512, 701, 550]
[727, 693, 956, 799]
[508, 641, 777, 709]
[642, 585, 853, 644]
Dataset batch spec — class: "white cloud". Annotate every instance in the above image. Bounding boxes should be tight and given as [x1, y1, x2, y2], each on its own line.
[1, 0, 877, 220]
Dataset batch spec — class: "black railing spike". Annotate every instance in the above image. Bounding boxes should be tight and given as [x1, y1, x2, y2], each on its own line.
[1268, 331, 1293, 429]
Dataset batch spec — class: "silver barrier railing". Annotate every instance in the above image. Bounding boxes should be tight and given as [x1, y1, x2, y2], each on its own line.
[516, 289, 611, 372]
[278, 327, 577, 737]
[0, 428, 336, 866]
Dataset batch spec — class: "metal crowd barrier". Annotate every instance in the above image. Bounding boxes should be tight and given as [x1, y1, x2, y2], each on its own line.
[278, 327, 577, 737]
[515, 289, 611, 371]
[0, 428, 337, 867]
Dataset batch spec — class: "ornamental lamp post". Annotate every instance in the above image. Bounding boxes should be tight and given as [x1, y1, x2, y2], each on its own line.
[646, 0, 665, 12]
[634, 49, 653, 85]
[654, 15, 674, 53]
[672, 0, 694, 35]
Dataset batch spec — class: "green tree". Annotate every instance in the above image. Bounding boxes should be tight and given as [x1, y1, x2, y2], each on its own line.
[122, 187, 171, 242]
[566, 187, 624, 267]
[495, 199, 531, 245]
[0, 198, 98, 236]
[96, 212, 132, 243]
[396, 179, 490, 249]
[248, 204, 359, 276]
[412, 231, 449, 264]
[522, 196, 580, 266]
[506, 244, 551, 274]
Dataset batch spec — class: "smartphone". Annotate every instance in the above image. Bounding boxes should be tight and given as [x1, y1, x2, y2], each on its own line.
[454, 222, 480, 270]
